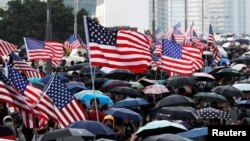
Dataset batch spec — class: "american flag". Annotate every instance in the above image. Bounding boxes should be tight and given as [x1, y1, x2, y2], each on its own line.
[64, 34, 86, 49]
[10, 52, 41, 78]
[161, 39, 193, 76]
[7, 65, 57, 128]
[24, 37, 64, 67]
[44, 74, 86, 128]
[207, 24, 221, 63]
[0, 39, 17, 56]
[85, 17, 151, 73]
[154, 28, 165, 42]
[167, 22, 185, 44]
[0, 71, 43, 128]
[151, 44, 162, 67]
[182, 44, 204, 71]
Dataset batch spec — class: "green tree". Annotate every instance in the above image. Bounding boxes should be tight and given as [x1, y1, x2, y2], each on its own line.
[0, 0, 88, 47]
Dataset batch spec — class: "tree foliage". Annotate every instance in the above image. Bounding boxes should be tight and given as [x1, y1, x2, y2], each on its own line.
[0, 0, 88, 47]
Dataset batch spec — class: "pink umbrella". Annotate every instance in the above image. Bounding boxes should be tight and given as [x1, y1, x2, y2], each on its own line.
[143, 84, 169, 95]
[192, 72, 215, 81]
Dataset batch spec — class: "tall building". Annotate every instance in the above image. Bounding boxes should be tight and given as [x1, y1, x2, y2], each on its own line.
[168, 0, 186, 30]
[96, 0, 149, 32]
[63, 0, 96, 17]
[149, 0, 168, 33]
[187, 0, 203, 33]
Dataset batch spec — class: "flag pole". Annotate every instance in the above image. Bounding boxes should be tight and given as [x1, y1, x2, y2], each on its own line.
[83, 16, 99, 121]
[74, 0, 78, 34]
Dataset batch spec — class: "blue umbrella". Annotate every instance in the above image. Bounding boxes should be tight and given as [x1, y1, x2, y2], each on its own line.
[113, 98, 149, 108]
[177, 127, 208, 139]
[237, 100, 250, 108]
[75, 90, 113, 105]
[66, 81, 88, 94]
[40, 74, 69, 84]
[67, 120, 116, 136]
[104, 108, 141, 122]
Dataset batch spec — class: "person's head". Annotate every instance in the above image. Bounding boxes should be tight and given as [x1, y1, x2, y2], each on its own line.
[90, 98, 100, 110]
[103, 115, 115, 129]
[38, 66, 43, 72]
[209, 118, 221, 125]
[3, 116, 14, 128]
[61, 60, 66, 65]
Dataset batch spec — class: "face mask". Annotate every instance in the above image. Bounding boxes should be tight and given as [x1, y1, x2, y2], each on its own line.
[4, 122, 14, 127]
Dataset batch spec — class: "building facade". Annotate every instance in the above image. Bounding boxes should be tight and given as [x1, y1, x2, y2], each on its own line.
[96, 0, 149, 32]
[63, 0, 96, 17]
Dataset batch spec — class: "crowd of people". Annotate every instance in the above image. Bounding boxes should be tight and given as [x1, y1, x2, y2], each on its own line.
[0, 39, 250, 141]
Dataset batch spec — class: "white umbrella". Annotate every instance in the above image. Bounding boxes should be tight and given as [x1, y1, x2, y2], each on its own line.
[222, 42, 230, 48]
[231, 64, 246, 71]
[218, 46, 228, 57]
[62, 56, 85, 66]
[233, 84, 250, 91]
[203, 51, 212, 56]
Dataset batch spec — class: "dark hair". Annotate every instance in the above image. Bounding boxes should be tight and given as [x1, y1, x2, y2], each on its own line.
[90, 98, 100, 105]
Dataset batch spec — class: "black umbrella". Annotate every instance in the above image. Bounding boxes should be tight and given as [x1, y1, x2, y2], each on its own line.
[208, 66, 228, 76]
[79, 65, 103, 76]
[194, 92, 228, 102]
[155, 95, 195, 109]
[235, 39, 249, 45]
[139, 78, 158, 87]
[67, 120, 116, 136]
[212, 85, 243, 98]
[67, 63, 88, 71]
[110, 87, 142, 97]
[233, 55, 250, 65]
[196, 107, 231, 120]
[143, 134, 192, 141]
[85, 78, 109, 90]
[39, 128, 95, 141]
[156, 106, 199, 120]
[106, 69, 135, 80]
[166, 76, 196, 87]
[216, 68, 241, 77]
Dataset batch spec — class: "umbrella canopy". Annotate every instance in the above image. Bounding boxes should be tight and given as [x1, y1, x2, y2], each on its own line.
[218, 47, 228, 57]
[208, 66, 228, 75]
[139, 78, 158, 87]
[192, 73, 215, 81]
[156, 106, 199, 120]
[233, 83, 250, 91]
[109, 87, 142, 97]
[79, 65, 103, 76]
[85, 78, 108, 90]
[233, 55, 250, 65]
[67, 120, 115, 136]
[231, 64, 246, 71]
[40, 73, 69, 84]
[177, 127, 208, 139]
[129, 81, 145, 90]
[136, 120, 187, 137]
[113, 98, 149, 108]
[75, 90, 113, 105]
[67, 63, 88, 71]
[143, 84, 169, 95]
[216, 68, 241, 77]
[39, 128, 95, 141]
[212, 85, 243, 98]
[106, 69, 135, 80]
[143, 134, 192, 141]
[236, 100, 250, 108]
[197, 107, 231, 120]
[104, 108, 141, 122]
[155, 95, 195, 109]
[28, 77, 45, 89]
[166, 76, 196, 87]
[66, 82, 88, 94]
[194, 92, 228, 102]
[101, 80, 131, 91]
